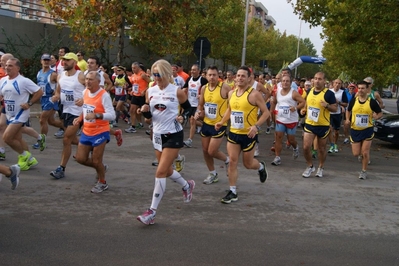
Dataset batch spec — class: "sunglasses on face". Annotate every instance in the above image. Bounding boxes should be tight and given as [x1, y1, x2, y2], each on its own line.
[153, 73, 161, 78]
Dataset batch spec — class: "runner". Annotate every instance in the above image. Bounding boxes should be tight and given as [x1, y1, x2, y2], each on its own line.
[194, 66, 230, 184]
[215, 66, 270, 204]
[0, 164, 20, 190]
[73, 71, 116, 192]
[137, 59, 195, 225]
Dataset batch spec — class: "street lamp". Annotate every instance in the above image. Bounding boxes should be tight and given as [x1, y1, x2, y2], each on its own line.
[241, 0, 249, 65]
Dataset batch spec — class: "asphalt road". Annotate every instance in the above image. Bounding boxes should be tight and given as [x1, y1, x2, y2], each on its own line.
[0, 101, 398, 266]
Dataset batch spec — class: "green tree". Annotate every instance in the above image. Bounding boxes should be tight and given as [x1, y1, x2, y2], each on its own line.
[291, 0, 399, 86]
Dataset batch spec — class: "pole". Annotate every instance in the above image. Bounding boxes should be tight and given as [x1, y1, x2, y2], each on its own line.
[294, 19, 302, 78]
[241, 0, 249, 66]
[199, 39, 204, 70]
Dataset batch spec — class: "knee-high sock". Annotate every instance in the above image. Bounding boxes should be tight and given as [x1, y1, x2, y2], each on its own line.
[168, 170, 188, 189]
[150, 177, 166, 210]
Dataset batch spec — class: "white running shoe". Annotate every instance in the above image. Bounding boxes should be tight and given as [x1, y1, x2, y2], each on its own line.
[302, 166, 315, 178]
[315, 167, 324, 178]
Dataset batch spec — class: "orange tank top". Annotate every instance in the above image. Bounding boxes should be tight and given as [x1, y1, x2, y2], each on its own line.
[82, 89, 109, 136]
[131, 71, 148, 96]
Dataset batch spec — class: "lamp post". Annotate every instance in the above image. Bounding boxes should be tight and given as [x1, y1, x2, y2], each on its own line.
[241, 0, 250, 66]
[294, 19, 302, 78]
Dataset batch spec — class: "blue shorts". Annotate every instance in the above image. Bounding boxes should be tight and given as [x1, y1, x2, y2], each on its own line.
[275, 122, 297, 135]
[200, 122, 226, 138]
[80, 131, 110, 147]
[227, 131, 258, 152]
[114, 95, 127, 102]
[304, 124, 330, 139]
[350, 127, 374, 143]
[41, 97, 59, 111]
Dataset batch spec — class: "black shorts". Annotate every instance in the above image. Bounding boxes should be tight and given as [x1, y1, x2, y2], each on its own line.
[350, 127, 374, 143]
[330, 114, 342, 130]
[63, 113, 79, 128]
[160, 130, 184, 149]
[187, 107, 197, 117]
[131, 95, 146, 107]
[200, 122, 226, 138]
[304, 124, 330, 139]
[114, 95, 127, 102]
[227, 131, 258, 152]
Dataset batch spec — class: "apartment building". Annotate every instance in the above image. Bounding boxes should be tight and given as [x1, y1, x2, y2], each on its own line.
[248, 0, 276, 30]
[0, 0, 55, 23]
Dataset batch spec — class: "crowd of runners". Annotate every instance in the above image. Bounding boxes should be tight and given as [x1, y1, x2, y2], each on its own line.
[0, 46, 384, 225]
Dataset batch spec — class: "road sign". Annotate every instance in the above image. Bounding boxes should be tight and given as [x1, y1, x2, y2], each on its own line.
[194, 37, 211, 58]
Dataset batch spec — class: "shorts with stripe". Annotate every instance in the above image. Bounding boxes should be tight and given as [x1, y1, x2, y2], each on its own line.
[227, 131, 258, 152]
[350, 127, 374, 143]
[200, 122, 226, 138]
[80, 131, 110, 147]
[304, 124, 330, 139]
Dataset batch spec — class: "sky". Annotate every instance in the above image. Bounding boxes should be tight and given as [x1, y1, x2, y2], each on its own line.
[260, 0, 324, 55]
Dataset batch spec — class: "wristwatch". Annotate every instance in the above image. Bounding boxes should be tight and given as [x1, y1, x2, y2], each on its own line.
[255, 125, 261, 131]
[28, 102, 33, 106]
[95, 113, 102, 119]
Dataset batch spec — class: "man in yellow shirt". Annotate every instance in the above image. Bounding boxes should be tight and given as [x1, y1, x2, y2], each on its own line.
[76, 51, 88, 72]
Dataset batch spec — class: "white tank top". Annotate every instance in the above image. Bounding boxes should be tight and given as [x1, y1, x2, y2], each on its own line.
[148, 83, 183, 134]
[187, 77, 202, 107]
[276, 87, 298, 124]
[59, 70, 85, 116]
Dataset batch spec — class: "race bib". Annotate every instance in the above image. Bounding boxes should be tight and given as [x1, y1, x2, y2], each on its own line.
[5, 100, 16, 117]
[133, 84, 139, 94]
[83, 104, 95, 123]
[61, 89, 74, 105]
[231, 111, 244, 129]
[278, 106, 291, 119]
[115, 86, 123, 95]
[355, 114, 369, 128]
[40, 85, 46, 97]
[189, 88, 197, 98]
[152, 133, 162, 152]
[307, 107, 320, 122]
[204, 103, 217, 119]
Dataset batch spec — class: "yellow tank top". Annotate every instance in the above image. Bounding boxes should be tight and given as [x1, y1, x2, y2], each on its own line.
[350, 97, 374, 130]
[229, 88, 258, 135]
[226, 80, 235, 89]
[203, 82, 228, 126]
[305, 88, 330, 126]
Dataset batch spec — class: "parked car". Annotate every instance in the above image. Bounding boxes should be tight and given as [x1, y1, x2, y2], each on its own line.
[381, 90, 393, 98]
[374, 114, 399, 144]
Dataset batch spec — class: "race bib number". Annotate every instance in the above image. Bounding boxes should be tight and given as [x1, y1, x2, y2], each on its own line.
[152, 133, 162, 152]
[40, 85, 46, 96]
[115, 86, 123, 95]
[5, 100, 16, 117]
[278, 106, 291, 119]
[355, 114, 369, 128]
[61, 90, 74, 105]
[133, 84, 139, 94]
[83, 104, 95, 123]
[204, 103, 217, 119]
[189, 88, 197, 98]
[307, 107, 320, 122]
[231, 111, 244, 129]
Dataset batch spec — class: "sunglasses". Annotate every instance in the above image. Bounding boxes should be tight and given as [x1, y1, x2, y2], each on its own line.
[153, 72, 161, 78]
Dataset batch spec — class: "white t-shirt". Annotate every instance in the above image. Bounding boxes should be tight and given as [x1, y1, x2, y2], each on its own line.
[0, 74, 40, 123]
[275, 87, 298, 124]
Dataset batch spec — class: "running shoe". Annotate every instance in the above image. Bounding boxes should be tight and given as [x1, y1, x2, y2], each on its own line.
[137, 209, 156, 225]
[293, 147, 299, 159]
[333, 144, 338, 153]
[50, 166, 65, 179]
[8, 164, 20, 190]
[315, 167, 324, 178]
[359, 170, 367, 180]
[271, 156, 281, 166]
[221, 190, 238, 204]
[125, 126, 136, 133]
[0, 152, 5, 161]
[183, 139, 192, 148]
[39, 134, 46, 151]
[145, 129, 151, 135]
[54, 129, 64, 138]
[114, 129, 123, 146]
[17, 151, 31, 171]
[328, 145, 334, 153]
[302, 166, 315, 178]
[112, 121, 118, 127]
[32, 142, 40, 149]
[137, 123, 144, 129]
[27, 157, 38, 169]
[203, 173, 218, 184]
[152, 159, 158, 166]
[182, 180, 195, 203]
[91, 181, 109, 193]
[174, 155, 185, 172]
[258, 161, 268, 183]
[343, 138, 350, 144]
[265, 127, 271, 134]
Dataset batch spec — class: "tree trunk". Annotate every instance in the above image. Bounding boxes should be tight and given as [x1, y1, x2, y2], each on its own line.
[117, 16, 125, 64]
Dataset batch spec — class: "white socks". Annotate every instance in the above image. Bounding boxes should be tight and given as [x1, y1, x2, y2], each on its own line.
[150, 177, 166, 210]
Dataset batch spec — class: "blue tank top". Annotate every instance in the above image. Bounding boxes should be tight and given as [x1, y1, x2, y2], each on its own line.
[37, 69, 55, 97]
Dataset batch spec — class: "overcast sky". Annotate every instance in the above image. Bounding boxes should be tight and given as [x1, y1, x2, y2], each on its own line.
[260, 0, 324, 55]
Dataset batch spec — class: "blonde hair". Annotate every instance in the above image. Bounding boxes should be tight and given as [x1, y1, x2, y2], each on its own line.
[151, 59, 173, 84]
